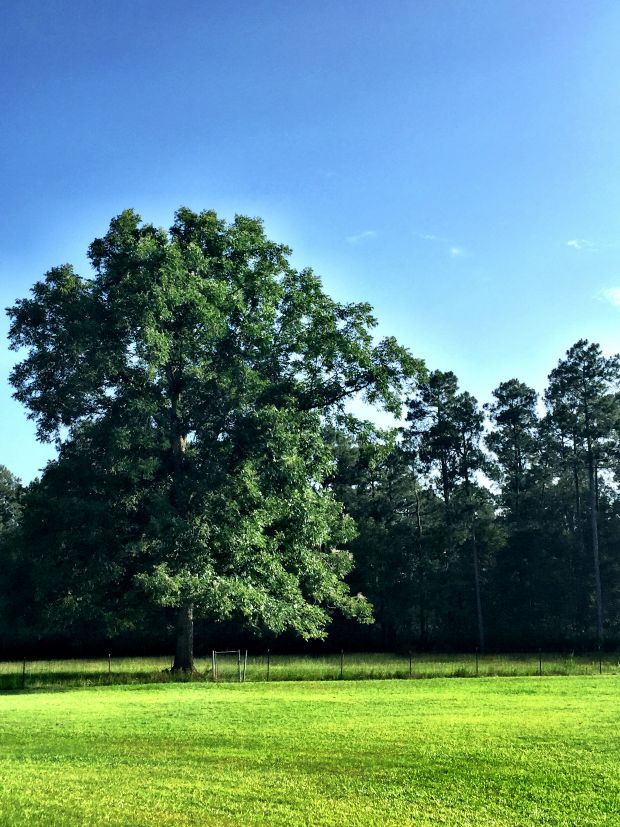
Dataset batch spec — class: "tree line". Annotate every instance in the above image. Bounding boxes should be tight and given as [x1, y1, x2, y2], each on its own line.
[327, 341, 620, 653]
[1, 209, 619, 663]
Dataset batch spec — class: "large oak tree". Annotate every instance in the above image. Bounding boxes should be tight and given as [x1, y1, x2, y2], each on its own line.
[8, 208, 421, 668]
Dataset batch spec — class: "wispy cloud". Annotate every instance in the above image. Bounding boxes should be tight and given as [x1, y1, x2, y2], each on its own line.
[419, 233, 447, 243]
[567, 238, 594, 250]
[345, 230, 377, 245]
[419, 232, 468, 259]
[598, 287, 620, 306]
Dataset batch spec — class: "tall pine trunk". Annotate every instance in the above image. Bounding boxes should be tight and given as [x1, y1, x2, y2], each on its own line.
[464, 468, 484, 654]
[570, 436, 587, 633]
[583, 396, 604, 648]
[471, 520, 485, 653]
[413, 481, 428, 646]
[588, 460, 604, 647]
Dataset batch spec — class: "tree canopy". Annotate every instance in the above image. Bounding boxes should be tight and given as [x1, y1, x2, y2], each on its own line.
[7, 208, 422, 668]
[5, 213, 620, 660]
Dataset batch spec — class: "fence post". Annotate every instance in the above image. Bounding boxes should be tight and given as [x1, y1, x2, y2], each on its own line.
[243, 650, 248, 682]
[22, 658, 26, 690]
[538, 649, 542, 677]
[599, 645, 602, 675]
[340, 649, 344, 679]
[409, 652, 412, 678]
[238, 650, 241, 683]
[108, 653, 111, 675]
[212, 650, 216, 682]
[267, 649, 270, 682]
[475, 647, 479, 677]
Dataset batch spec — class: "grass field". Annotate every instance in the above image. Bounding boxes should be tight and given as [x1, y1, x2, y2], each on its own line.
[1, 677, 618, 826]
[1, 651, 618, 689]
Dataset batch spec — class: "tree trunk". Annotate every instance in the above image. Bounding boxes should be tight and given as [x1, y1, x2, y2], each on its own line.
[440, 454, 450, 510]
[583, 391, 604, 648]
[588, 461, 604, 647]
[464, 467, 484, 654]
[168, 375, 194, 670]
[471, 520, 485, 654]
[173, 604, 194, 671]
[413, 481, 428, 646]
[570, 436, 587, 633]
[512, 422, 520, 519]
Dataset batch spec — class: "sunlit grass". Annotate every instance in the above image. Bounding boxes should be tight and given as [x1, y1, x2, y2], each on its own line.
[0, 677, 618, 825]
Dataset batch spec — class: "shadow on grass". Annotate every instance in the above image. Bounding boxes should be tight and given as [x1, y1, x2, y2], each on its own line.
[0, 669, 211, 693]
[1, 653, 617, 694]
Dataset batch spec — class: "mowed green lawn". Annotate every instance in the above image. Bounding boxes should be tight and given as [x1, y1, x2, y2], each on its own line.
[0, 678, 618, 826]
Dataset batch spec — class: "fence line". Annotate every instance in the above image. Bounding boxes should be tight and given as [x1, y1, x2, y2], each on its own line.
[0, 651, 618, 692]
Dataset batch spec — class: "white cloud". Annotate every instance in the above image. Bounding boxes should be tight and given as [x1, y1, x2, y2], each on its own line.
[567, 239, 594, 250]
[419, 233, 446, 243]
[598, 287, 620, 306]
[419, 232, 468, 258]
[345, 230, 377, 245]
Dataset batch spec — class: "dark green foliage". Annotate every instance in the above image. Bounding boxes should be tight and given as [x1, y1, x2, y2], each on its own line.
[0, 466, 22, 533]
[4, 211, 620, 655]
[0, 467, 25, 652]
[6, 208, 421, 662]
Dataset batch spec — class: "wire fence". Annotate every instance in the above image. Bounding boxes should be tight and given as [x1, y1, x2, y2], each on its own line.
[1, 650, 618, 691]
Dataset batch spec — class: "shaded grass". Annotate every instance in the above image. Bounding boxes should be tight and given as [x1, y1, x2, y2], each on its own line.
[0, 677, 618, 825]
[1, 651, 618, 690]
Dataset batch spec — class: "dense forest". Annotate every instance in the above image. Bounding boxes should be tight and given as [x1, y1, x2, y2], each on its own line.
[1, 210, 619, 660]
[328, 340, 620, 653]
[2, 340, 619, 658]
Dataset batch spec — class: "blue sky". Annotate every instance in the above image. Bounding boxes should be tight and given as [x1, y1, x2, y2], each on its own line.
[2, 1, 620, 482]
